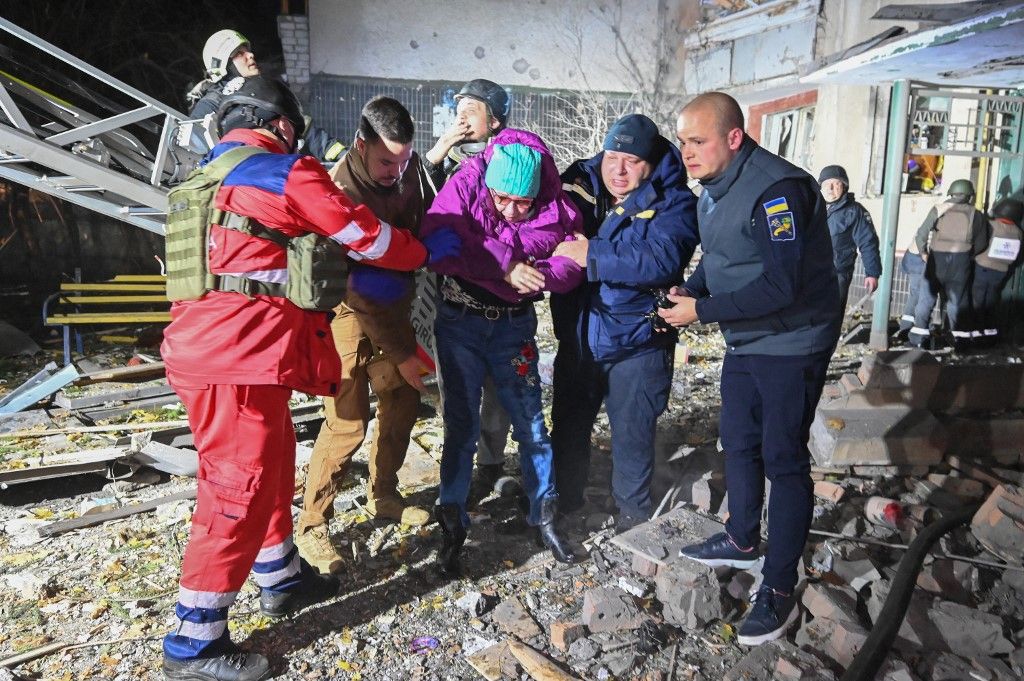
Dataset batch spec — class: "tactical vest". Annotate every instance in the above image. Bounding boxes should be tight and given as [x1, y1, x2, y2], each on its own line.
[976, 218, 1023, 273]
[929, 203, 975, 254]
[164, 146, 347, 311]
[698, 146, 839, 355]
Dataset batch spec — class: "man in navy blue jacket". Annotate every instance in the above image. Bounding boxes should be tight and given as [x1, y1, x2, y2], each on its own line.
[819, 165, 881, 313]
[550, 114, 699, 531]
[661, 93, 840, 647]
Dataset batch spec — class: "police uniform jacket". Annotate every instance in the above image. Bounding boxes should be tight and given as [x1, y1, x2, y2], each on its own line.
[826, 192, 881, 279]
[684, 136, 840, 355]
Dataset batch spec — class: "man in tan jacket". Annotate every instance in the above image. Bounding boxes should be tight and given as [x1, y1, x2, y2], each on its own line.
[296, 96, 436, 574]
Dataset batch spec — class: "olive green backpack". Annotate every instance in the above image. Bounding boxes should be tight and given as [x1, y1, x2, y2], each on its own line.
[164, 146, 346, 311]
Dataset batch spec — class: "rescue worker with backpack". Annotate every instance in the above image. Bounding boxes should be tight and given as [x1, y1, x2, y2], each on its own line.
[160, 75, 460, 681]
[972, 197, 1024, 348]
[909, 179, 989, 351]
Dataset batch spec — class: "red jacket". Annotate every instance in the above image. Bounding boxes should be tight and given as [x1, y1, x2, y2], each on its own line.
[161, 129, 428, 394]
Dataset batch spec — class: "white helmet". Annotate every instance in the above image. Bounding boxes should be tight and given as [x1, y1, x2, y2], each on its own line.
[203, 30, 250, 83]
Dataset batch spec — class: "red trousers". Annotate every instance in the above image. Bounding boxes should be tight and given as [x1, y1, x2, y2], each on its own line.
[171, 377, 296, 594]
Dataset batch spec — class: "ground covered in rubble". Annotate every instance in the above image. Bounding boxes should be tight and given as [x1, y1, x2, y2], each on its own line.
[1, 310, 1023, 680]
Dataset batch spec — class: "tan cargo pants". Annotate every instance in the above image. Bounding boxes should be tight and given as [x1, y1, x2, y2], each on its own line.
[297, 306, 420, 534]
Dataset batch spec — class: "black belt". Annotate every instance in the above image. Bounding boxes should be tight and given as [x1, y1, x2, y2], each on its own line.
[442, 299, 532, 320]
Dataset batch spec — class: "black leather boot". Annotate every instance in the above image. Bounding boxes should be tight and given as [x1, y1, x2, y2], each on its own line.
[435, 503, 466, 578]
[259, 560, 340, 618]
[536, 497, 579, 564]
[163, 650, 271, 681]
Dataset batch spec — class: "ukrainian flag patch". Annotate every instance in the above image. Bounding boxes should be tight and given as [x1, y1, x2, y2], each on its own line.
[768, 212, 796, 241]
[763, 197, 790, 215]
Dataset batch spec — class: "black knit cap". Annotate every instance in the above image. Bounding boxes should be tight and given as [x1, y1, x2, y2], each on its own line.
[603, 114, 660, 163]
[818, 165, 849, 186]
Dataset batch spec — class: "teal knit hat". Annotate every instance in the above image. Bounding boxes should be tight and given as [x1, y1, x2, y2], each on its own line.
[484, 143, 541, 199]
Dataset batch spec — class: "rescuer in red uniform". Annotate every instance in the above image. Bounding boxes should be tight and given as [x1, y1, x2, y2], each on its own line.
[159, 76, 459, 681]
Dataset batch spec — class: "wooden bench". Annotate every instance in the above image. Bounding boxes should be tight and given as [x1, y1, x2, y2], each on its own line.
[42, 274, 170, 365]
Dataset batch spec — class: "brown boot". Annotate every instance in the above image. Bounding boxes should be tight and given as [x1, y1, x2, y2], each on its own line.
[366, 495, 430, 527]
[294, 525, 344, 574]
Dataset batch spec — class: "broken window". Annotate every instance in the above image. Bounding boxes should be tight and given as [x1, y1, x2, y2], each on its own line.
[761, 105, 815, 172]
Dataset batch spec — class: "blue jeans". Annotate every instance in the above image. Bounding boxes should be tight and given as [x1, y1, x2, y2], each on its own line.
[434, 302, 555, 526]
[551, 343, 673, 521]
[719, 351, 830, 594]
[899, 252, 926, 331]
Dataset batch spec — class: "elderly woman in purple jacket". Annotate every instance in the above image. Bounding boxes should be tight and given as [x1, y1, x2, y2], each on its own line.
[420, 128, 583, 576]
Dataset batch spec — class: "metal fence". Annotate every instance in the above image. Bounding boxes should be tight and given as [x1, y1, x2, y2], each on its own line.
[307, 75, 937, 327]
[306, 74, 637, 170]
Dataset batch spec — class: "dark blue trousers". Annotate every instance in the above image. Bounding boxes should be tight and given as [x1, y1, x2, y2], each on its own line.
[972, 265, 1008, 339]
[551, 344, 673, 521]
[720, 350, 831, 594]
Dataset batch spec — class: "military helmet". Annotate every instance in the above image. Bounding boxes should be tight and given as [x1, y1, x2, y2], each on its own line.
[203, 30, 250, 83]
[947, 178, 975, 199]
[454, 79, 510, 126]
[992, 198, 1024, 226]
[215, 76, 305, 146]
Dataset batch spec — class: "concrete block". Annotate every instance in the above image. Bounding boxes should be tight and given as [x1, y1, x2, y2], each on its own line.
[839, 372, 863, 394]
[857, 349, 939, 390]
[654, 559, 723, 631]
[876, 659, 920, 681]
[617, 575, 647, 598]
[971, 484, 1024, 565]
[549, 619, 586, 652]
[1010, 647, 1024, 677]
[800, 582, 859, 623]
[813, 480, 845, 503]
[809, 405, 946, 467]
[631, 554, 659, 578]
[928, 363, 1024, 411]
[795, 615, 869, 668]
[830, 547, 881, 591]
[947, 416, 1024, 460]
[581, 587, 643, 633]
[492, 596, 542, 640]
[926, 473, 986, 501]
[822, 383, 842, 401]
[926, 600, 1014, 656]
[968, 655, 1018, 681]
[915, 560, 978, 604]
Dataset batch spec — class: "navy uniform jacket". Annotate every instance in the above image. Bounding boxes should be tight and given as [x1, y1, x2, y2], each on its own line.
[553, 137, 699, 362]
[826, 192, 881, 278]
[684, 139, 840, 355]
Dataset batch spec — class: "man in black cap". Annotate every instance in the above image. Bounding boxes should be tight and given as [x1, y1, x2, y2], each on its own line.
[819, 165, 881, 314]
[550, 114, 699, 531]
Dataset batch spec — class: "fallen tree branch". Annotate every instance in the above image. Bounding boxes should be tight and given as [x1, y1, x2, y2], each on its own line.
[0, 633, 163, 669]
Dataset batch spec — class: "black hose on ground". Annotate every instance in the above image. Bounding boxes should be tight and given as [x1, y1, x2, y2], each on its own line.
[838, 504, 981, 681]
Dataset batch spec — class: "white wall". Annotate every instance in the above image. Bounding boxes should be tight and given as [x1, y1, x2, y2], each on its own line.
[309, 0, 663, 92]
